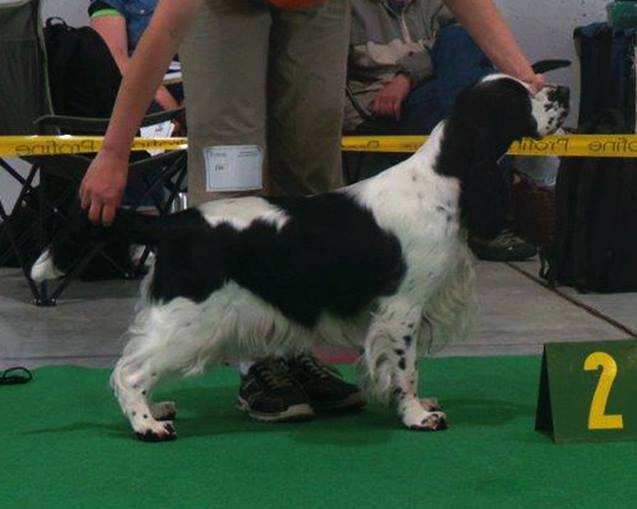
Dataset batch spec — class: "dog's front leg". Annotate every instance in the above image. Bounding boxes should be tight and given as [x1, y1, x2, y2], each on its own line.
[364, 301, 447, 431]
[394, 333, 447, 432]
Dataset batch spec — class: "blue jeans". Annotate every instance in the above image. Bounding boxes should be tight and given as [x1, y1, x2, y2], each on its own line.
[389, 24, 494, 134]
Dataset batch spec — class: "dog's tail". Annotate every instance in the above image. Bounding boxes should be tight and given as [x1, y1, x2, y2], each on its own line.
[30, 203, 197, 283]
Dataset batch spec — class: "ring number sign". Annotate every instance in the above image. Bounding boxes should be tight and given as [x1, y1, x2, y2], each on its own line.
[584, 352, 623, 430]
[536, 340, 637, 443]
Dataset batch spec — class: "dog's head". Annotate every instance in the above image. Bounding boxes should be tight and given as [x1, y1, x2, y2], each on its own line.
[437, 62, 570, 239]
[452, 73, 570, 150]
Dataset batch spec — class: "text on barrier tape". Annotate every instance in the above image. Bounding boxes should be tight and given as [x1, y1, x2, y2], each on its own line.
[3, 134, 637, 158]
[0, 136, 188, 158]
[341, 134, 637, 157]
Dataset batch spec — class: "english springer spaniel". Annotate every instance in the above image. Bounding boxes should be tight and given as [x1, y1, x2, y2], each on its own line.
[32, 73, 569, 441]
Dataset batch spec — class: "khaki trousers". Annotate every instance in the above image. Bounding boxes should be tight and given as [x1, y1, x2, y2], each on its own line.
[180, 0, 350, 206]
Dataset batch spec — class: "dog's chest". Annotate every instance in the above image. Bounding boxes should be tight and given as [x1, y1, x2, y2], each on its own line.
[359, 165, 461, 242]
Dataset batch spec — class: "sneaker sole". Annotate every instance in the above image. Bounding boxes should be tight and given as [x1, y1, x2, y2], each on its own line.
[236, 397, 315, 423]
[311, 392, 366, 412]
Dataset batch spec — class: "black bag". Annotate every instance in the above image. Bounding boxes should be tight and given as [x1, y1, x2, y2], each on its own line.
[575, 23, 636, 128]
[541, 109, 637, 292]
[43, 17, 121, 119]
[0, 177, 134, 280]
[0, 18, 134, 279]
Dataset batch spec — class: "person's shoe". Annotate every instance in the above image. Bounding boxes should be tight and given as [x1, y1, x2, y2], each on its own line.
[469, 229, 537, 262]
[237, 357, 314, 422]
[287, 354, 365, 412]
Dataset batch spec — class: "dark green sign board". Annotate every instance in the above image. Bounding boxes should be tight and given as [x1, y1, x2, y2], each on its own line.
[536, 339, 637, 443]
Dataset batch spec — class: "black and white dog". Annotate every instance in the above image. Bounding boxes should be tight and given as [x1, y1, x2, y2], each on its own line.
[32, 72, 569, 441]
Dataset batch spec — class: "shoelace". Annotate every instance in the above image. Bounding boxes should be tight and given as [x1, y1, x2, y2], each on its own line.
[0, 366, 33, 385]
[254, 359, 295, 390]
[294, 355, 341, 380]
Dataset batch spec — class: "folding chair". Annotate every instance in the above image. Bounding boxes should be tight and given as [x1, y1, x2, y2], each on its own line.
[0, 0, 187, 306]
[342, 84, 405, 184]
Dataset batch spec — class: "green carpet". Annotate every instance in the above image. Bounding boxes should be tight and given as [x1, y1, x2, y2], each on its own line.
[3, 357, 636, 509]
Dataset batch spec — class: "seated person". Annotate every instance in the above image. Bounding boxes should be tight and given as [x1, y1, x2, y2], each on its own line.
[88, 0, 183, 117]
[345, 0, 538, 261]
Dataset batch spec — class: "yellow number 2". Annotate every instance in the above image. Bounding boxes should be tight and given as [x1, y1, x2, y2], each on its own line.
[584, 352, 624, 430]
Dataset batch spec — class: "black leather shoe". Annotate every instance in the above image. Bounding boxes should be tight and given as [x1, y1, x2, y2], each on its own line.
[287, 354, 365, 412]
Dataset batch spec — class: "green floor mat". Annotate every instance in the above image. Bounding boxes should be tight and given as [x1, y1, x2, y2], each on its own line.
[2, 357, 636, 509]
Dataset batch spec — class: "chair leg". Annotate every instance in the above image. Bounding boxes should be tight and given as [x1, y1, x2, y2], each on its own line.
[0, 199, 45, 304]
[18, 153, 189, 304]
[45, 241, 108, 304]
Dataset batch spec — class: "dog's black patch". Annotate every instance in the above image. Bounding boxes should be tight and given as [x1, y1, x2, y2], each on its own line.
[394, 348, 405, 356]
[403, 335, 412, 346]
[147, 193, 406, 328]
[398, 357, 406, 370]
[433, 78, 541, 239]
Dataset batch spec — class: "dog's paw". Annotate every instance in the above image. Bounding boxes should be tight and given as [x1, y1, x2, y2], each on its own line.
[419, 397, 441, 412]
[403, 410, 448, 432]
[151, 401, 176, 421]
[134, 420, 177, 442]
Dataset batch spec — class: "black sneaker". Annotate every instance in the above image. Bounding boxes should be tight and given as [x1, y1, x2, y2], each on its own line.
[237, 357, 314, 422]
[287, 354, 365, 412]
[469, 229, 537, 262]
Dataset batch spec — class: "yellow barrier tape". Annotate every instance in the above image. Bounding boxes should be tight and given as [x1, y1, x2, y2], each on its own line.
[2, 134, 637, 158]
[341, 134, 637, 158]
[0, 136, 187, 158]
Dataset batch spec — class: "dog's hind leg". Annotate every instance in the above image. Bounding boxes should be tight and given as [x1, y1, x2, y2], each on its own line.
[111, 356, 176, 442]
[111, 301, 218, 441]
[363, 299, 447, 431]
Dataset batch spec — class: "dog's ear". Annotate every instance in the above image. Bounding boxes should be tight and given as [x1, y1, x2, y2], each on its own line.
[532, 59, 571, 74]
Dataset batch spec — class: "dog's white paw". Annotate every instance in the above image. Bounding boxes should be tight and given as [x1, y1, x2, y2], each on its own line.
[150, 401, 176, 421]
[129, 406, 177, 442]
[402, 407, 448, 431]
[134, 419, 177, 442]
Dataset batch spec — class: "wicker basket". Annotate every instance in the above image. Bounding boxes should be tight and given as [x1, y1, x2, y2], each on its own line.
[512, 178, 557, 250]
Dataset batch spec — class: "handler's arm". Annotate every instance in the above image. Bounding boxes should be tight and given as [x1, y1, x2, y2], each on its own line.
[443, 0, 544, 93]
[80, 0, 202, 225]
[91, 13, 179, 112]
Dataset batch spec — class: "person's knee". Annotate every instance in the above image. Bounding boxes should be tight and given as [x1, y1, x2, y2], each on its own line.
[436, 24, 490, 68]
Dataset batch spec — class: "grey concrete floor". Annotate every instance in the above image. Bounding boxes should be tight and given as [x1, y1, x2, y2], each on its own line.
[1, 259, 635, 370]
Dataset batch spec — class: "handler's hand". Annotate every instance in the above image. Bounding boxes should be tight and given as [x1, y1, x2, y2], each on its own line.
[79, 150, 128, 226]
[528, 73, 545, 95]
[372, 73, 411, 120]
